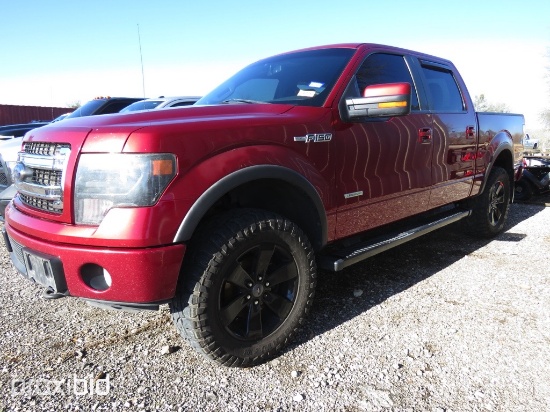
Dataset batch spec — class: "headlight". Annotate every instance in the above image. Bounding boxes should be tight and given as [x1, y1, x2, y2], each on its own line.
[75, 153, 176, 225]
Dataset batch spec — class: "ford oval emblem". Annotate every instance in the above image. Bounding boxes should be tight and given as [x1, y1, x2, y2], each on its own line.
[12, 162, 32, 183]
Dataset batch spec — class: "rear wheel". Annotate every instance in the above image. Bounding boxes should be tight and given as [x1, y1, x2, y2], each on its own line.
[170, 209, 316, 367]
[466, 166, 510, 238]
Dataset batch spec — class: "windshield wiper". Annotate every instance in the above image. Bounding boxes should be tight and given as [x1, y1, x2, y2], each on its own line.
[222, 99, 269, 105]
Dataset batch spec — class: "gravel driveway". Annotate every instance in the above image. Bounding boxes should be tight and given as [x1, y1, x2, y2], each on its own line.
[1, 197, 550, 411]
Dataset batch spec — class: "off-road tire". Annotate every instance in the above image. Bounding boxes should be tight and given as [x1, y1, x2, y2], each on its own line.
[466, 166, 511, 238]
[514, 178, 534, 202]
[170, 209, 317, 367]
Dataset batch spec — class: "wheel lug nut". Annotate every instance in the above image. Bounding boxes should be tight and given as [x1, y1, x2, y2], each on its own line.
[247, 282, 253, 287]
[265, 282, 270, 287]
[246, 295, 251, 300]
[258, 276, 263, 281]
[254, 300, 259, 305]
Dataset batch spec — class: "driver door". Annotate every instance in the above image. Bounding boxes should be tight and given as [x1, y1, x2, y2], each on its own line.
[334, 52, 434, 239]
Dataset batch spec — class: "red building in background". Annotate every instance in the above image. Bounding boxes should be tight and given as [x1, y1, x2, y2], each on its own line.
[0, 104, 71, 126]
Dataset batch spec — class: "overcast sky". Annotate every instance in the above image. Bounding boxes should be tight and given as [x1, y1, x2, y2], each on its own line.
[1, 0, 549, 130]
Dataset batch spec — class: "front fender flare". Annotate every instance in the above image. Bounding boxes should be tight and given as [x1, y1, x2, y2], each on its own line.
[173, 165, 328, 246]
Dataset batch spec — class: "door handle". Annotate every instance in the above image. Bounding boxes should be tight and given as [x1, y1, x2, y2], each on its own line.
[418, 127, 432, 144]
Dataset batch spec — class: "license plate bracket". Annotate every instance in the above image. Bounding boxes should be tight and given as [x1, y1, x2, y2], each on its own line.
[22, 248, 67, 293]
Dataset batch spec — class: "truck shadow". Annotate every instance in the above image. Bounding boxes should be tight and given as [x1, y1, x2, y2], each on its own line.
[287, 201, 548, 350]
[517, 190, 550, 207]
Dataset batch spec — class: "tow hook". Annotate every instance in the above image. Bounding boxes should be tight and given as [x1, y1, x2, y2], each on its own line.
[42, 287, 68, 300]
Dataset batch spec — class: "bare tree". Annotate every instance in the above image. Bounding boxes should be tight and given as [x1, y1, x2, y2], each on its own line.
[473, 94, 510, 113]
[66, 100, 81, 109]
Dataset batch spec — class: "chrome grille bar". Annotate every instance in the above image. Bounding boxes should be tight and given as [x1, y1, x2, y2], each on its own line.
[14, 143, 70, 214]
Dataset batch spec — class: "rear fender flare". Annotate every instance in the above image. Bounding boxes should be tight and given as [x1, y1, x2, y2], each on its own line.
[479, 132, 514, 194]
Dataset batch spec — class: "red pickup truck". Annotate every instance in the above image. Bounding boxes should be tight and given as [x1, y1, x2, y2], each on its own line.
[3, 43, 524, 366]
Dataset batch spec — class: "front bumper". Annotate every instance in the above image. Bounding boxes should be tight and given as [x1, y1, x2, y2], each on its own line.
[3, 221, 186, 305]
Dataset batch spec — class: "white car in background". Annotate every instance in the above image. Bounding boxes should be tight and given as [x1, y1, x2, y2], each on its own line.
[522, 134, 539, 150]
[0, 114, 71, 218]
[0, 137, 24, 218]
[119, 96, 201, 113]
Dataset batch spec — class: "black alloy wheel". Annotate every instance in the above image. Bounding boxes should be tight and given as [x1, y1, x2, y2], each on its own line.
[170, 209, 316, 367]
[218, 242, 299, 341]
[466, 166, 510, 238]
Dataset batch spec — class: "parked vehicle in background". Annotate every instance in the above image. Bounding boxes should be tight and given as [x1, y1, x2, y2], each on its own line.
[514, 156, 550, 200]
[0, 121, 49, 140]
[522, 133, 539, 150]
[0, 120, 52, 213]
[0, 97, 142, 216]
[0, 137, 28, 216]
[119, 96, 201, 113]
[51, 113, 72, 123]
[3, 43, 525, 367]
[65, 96, 145, 119]
[0, 99, 132, 218]
[0, 114, 73, 217]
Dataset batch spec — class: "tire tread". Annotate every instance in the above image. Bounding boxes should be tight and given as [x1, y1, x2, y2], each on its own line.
[170, 209, 316, 367]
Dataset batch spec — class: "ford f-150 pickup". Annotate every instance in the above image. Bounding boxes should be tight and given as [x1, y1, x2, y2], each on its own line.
[2, 43, 524, 366]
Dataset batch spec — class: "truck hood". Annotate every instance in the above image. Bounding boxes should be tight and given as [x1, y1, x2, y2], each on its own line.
[25, 103, 316, 153]
[44, 103, 295, 131]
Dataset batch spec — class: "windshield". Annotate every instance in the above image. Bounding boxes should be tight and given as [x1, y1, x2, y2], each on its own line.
[196, 48, 355, 107]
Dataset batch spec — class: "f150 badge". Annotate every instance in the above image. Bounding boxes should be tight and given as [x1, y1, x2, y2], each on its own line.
[294, 133, 332, 143]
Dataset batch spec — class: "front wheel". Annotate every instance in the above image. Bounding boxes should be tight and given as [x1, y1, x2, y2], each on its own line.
[466, 166, 511, 238]
[170, 209, 316, 367]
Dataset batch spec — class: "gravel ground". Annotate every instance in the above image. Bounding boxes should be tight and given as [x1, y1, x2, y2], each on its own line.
[1, 196, 550, 412]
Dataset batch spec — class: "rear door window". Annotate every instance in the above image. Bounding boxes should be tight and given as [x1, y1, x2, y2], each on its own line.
[420, 65, 464, 112]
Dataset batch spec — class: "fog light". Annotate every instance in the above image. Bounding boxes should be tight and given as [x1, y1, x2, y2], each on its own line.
[81, 263, 112, 291]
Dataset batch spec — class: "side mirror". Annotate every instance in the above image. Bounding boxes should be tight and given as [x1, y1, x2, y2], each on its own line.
[345, 82, 411, 119]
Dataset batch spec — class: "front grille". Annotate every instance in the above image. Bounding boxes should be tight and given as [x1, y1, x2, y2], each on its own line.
[24, 142, 60, 156]
[16, 142, 70, 214]
[34, 169, 62, 186]
[19, 193, 61, 213]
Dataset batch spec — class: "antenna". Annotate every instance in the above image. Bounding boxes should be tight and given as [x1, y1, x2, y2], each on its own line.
[137, 24, 146, 97]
